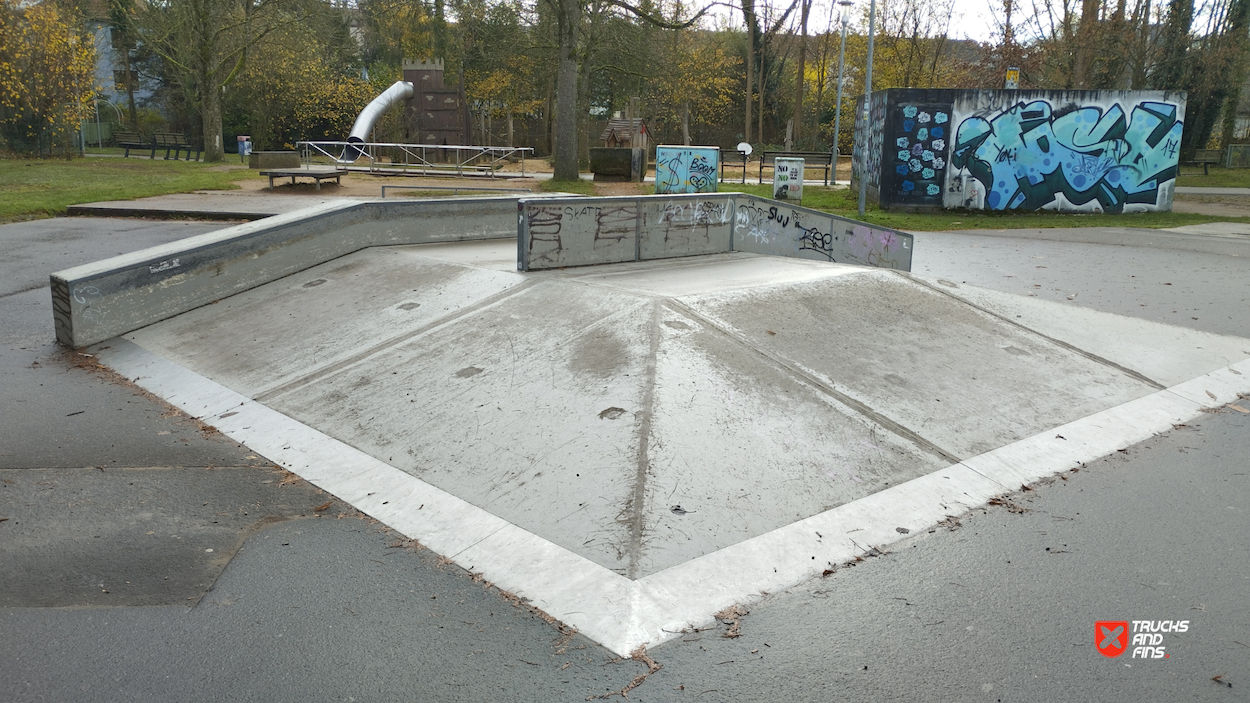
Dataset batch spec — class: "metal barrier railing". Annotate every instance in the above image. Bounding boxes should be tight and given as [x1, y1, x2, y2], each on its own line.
[297, 141, 534, 178]
[380, 185, 532, 198]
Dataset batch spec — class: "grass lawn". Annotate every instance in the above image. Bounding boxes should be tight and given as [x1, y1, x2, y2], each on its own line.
[0, 157, 259, 222]
[713, 182, 1250, 231]
[539, 178, 596, 196]
[1175, 164, 1250, 188]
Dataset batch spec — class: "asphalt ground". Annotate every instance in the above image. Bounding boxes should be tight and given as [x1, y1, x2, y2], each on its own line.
[1, 214, 1247, 702]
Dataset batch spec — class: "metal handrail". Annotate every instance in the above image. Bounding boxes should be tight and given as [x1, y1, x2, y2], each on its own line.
[296, 141, 534, 178]
[380, 184, 532, 198]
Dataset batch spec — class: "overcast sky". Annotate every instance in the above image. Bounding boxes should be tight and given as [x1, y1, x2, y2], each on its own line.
[712, 0, 1002, 44]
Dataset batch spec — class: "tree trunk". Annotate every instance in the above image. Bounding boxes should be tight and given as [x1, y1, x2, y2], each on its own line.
[758, 50, 764, 143]
[745, 20, 753, 142]
[1151, 0, 1193, 91]
[1130, 0, 1151, 88]
[683, 101, 690, 145]
[577, 54, 591, 169]
[543, 80, 554, 155]
[1073, 0, 1103, 87]
[201, 75, 224, 161]
[553, 0, 580, 180]
[744, 1, 754, 143]
[123, 49, 138, 131]
[793, 0, 811, 145]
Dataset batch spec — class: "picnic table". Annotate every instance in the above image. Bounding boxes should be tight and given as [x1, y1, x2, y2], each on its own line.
[260, 166, 348, 191]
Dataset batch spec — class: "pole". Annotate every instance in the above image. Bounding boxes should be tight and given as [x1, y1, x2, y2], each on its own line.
[857, 0, 876, 217]
[94, 100, 102, 150]
[832, 1, 852, 179]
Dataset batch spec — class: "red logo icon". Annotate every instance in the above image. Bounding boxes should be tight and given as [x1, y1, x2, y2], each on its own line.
[1096, 621, 1130, 658]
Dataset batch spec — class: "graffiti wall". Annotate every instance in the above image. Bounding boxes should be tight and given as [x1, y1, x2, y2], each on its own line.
[655, 146, 720, 194]
[946, 90, 1186, 213]
[522, 199, 640, 269]
[850, 91, 888, 200]
[638, 197, 733, 260]
[888, 102, 952, 207]
[517, 194, 912, 272]
[853, 89, 1187, 213]
[732, 196, 913, 271]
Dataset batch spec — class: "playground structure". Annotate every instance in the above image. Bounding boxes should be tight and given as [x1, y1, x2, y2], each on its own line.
[300, 140, 532, 178]
[316, 59, 533, 178]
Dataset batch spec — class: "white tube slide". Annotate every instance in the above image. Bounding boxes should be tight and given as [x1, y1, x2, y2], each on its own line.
[342, 80, 414, 160]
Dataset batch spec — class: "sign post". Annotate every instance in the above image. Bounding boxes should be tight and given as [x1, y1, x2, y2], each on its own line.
[773, 157, 804, 203]
[1005, 67, 1020, 90]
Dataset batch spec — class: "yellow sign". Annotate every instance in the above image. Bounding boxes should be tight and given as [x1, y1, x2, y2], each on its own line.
[1005, 68, 1020, 90]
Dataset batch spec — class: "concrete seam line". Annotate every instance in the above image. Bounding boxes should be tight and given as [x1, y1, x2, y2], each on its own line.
[626, 301, 662, 580]
[898, 271, 1169, 390]
[91, 338, 1250, 656]
[664, 297, 964, 464]
[254, 278, 542, 401]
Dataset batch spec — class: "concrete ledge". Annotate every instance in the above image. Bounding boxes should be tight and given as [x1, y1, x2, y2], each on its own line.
[65, 204, 275, 221]
[518, 193, 914, 272]
[51, 196, 538, 348]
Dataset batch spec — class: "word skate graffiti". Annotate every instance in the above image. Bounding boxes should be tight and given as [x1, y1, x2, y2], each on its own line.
[949, 100, 1183, 213]
[655, 146, 720, 194]
[525, 202, 639, 267]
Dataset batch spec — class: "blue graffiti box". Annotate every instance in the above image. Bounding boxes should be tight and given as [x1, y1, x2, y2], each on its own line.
[655, 146, 720, 194]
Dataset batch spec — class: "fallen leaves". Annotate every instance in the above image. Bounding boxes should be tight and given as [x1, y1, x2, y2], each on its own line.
[592, 646, 663, 700]
[313, 501, 332, 512]
[715, 604, 749, 639]
[988, 496, 1028, 514]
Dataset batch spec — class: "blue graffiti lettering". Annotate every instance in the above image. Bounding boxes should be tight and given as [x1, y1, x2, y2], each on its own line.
[951, 100, 1183, 213]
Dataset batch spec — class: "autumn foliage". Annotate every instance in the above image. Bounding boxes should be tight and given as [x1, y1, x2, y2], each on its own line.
[0, 0, 96, 156]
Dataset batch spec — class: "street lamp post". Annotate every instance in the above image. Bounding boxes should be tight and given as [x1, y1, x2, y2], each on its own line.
[831, 0, 853, 179]
[857, 0, 876, 216]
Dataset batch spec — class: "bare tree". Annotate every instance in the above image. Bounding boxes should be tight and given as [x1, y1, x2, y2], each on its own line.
[138, 0, 301, 161]
[542, 0, 706, 180]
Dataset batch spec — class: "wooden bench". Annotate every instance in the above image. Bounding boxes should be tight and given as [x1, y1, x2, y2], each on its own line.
[759, 151, 835, 186]
[153, 132, 201, 161]
[260, 167, 347, 191]
[1185, 148, 1223, 175]
[719, 149, 749, 183]
[113, 131, 152, 158]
